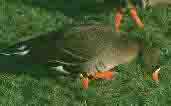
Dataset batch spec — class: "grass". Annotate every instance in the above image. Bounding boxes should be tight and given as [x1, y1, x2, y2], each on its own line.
[0, 0, 171, 105]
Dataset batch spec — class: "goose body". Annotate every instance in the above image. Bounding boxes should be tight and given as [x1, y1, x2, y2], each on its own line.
[62, 25, 140, 74]
[1, 24, 159, 77]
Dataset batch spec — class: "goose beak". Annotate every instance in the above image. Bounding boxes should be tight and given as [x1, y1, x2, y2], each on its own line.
[152, 67, 160, 82]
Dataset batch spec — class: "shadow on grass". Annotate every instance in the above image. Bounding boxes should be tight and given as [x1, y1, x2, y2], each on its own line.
[9, 0, 119, 17]
[0, 30, 80, 87]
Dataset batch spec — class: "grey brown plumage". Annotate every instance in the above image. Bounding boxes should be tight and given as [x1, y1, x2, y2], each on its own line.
[60, 25, 140, 75]
[1, 24, 160, 77]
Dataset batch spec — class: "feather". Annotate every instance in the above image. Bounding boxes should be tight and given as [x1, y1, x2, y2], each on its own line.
[51, 66, 70, 74]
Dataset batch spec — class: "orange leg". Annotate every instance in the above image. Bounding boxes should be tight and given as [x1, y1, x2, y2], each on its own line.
[114, 8, 123, 32]
[94, 71, 114, 80]
[130, 7, 144, 29]
[81, 70, 115, 89]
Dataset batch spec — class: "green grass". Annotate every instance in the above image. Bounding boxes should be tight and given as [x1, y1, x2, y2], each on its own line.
[0, 0, 171, 105]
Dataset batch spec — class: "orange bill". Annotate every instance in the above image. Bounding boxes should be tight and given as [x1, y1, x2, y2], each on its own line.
[82, 78, 89, 89]
[95, 71, 114, 80]
[130, 7, 144, 28]
[152, 68, 160, 81]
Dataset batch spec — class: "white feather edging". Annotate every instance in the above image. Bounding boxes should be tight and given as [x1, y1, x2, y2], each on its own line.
[51, 66, 70, 74]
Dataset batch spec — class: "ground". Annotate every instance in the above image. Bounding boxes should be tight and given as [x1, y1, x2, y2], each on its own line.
[0, 0, 171, 105]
